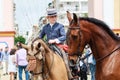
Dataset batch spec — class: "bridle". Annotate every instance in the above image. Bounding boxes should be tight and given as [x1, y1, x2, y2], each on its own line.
[68, 26, 82, 56]
[28, 44, 54, 79]
[27, 49, 43, 75]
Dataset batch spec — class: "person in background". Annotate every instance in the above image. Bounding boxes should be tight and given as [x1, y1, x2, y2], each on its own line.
[79, 58, 88, 80]
[85, 45, 96, 80]
[8, 49, 17, 80]
[16, 42, 29, 80]
[0, 48, 3, 61]
[88, 55, 96, 80]
[0, 48, 3, 65]
[2, 47, 9, 75]
[0, 48, 3, 80]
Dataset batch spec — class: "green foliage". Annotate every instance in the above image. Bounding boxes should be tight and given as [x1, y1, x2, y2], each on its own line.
[14, 36, 26, 44]
[81, 13, 88, 17]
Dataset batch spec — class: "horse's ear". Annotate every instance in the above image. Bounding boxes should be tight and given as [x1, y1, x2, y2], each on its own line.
[73, 13, 78, 23]
[38, 42, 41, 48]
[67, 11, 72, 22]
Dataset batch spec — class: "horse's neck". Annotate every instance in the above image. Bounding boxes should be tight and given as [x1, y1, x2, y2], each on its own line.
[90, 30, 119, 59]
[44, 51, 53, 70]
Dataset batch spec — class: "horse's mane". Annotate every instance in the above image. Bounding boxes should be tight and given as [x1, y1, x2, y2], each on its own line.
[80, 17, 120, 41]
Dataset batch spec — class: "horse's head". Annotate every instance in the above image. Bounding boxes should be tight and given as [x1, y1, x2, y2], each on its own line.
[67, 11, 88, 56]
[26, 39, 47, 79]
[28, 39, 46, 61]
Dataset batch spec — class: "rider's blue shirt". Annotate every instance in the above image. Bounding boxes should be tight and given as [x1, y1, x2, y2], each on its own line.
[39, 22, 66, 43]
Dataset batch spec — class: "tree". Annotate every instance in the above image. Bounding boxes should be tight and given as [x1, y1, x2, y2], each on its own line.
[14, 36, 26, 44]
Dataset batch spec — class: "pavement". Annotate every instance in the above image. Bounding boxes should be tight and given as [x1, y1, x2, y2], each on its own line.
[0, 68, 91, 80]
[0, 68, 25, 80]
[88, 75, 91, 80]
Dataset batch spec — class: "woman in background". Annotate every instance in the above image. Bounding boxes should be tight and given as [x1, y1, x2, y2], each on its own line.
[8, 49, 17, 80]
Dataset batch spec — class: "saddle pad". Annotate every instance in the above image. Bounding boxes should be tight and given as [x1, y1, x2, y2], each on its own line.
[57, 44, 68, 52]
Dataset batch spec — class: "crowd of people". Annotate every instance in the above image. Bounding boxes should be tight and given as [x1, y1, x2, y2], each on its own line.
[0, 43, 29, 80]
[0, 8, 96, 80]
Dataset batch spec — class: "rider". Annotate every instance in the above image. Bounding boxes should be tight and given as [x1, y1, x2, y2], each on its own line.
[39, 8, 73, 79]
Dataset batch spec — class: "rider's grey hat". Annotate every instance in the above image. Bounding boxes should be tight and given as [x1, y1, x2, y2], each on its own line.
[47, 8, 57, 16]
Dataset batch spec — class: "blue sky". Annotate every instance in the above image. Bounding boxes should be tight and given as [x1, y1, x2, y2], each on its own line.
[14, 0, 52, 35]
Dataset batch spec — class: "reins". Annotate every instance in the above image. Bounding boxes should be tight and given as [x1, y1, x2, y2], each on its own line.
[77, 53, 92, 63]
[96, 46, 120, 62]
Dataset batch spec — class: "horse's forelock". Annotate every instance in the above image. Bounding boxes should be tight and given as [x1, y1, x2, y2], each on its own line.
[32, 39, 51, 53]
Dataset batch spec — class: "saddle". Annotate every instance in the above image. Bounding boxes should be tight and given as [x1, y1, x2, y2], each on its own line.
[26, 56, 37, 71]
[49, 44, 68, 56]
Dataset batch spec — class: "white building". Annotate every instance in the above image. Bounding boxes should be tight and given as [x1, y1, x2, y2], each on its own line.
[55, 0, 117, 29]
[0, 0, 15, 50]
[54, 0, 88, 28]
[88, 0, 114, 29]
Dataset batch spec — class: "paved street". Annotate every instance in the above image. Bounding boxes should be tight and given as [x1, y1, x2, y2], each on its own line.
[1, 74, 10, 80]
[0, 68, 91, 80]
[0, 69, 25, 80]
[0, 73, 26, 80]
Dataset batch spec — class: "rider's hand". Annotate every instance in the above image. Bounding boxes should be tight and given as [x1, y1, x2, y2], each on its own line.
[48, 39, 56, 44]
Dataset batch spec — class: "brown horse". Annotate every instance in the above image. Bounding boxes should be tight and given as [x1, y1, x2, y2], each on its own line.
[67, 11, 120, 80]
[23, 39, 68, 80]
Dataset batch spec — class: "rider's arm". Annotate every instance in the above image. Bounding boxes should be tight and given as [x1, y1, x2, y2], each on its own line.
[57, 24, 66, 43]
[39, 27, 46, 39]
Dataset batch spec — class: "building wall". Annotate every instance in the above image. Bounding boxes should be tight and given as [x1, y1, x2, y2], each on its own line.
[88, 0, 114, 29]
[0, 0, 15, 50]
[2, 0, 14, 31]
[88, 0, 103, 20]
[114, 0, 120, 29]
[88, 0, 120, 34]
[57, 0, 120, 34]
[0, 32, 15, 50]
[103, 0, 114, 29]
[0, 0, 3, 27]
